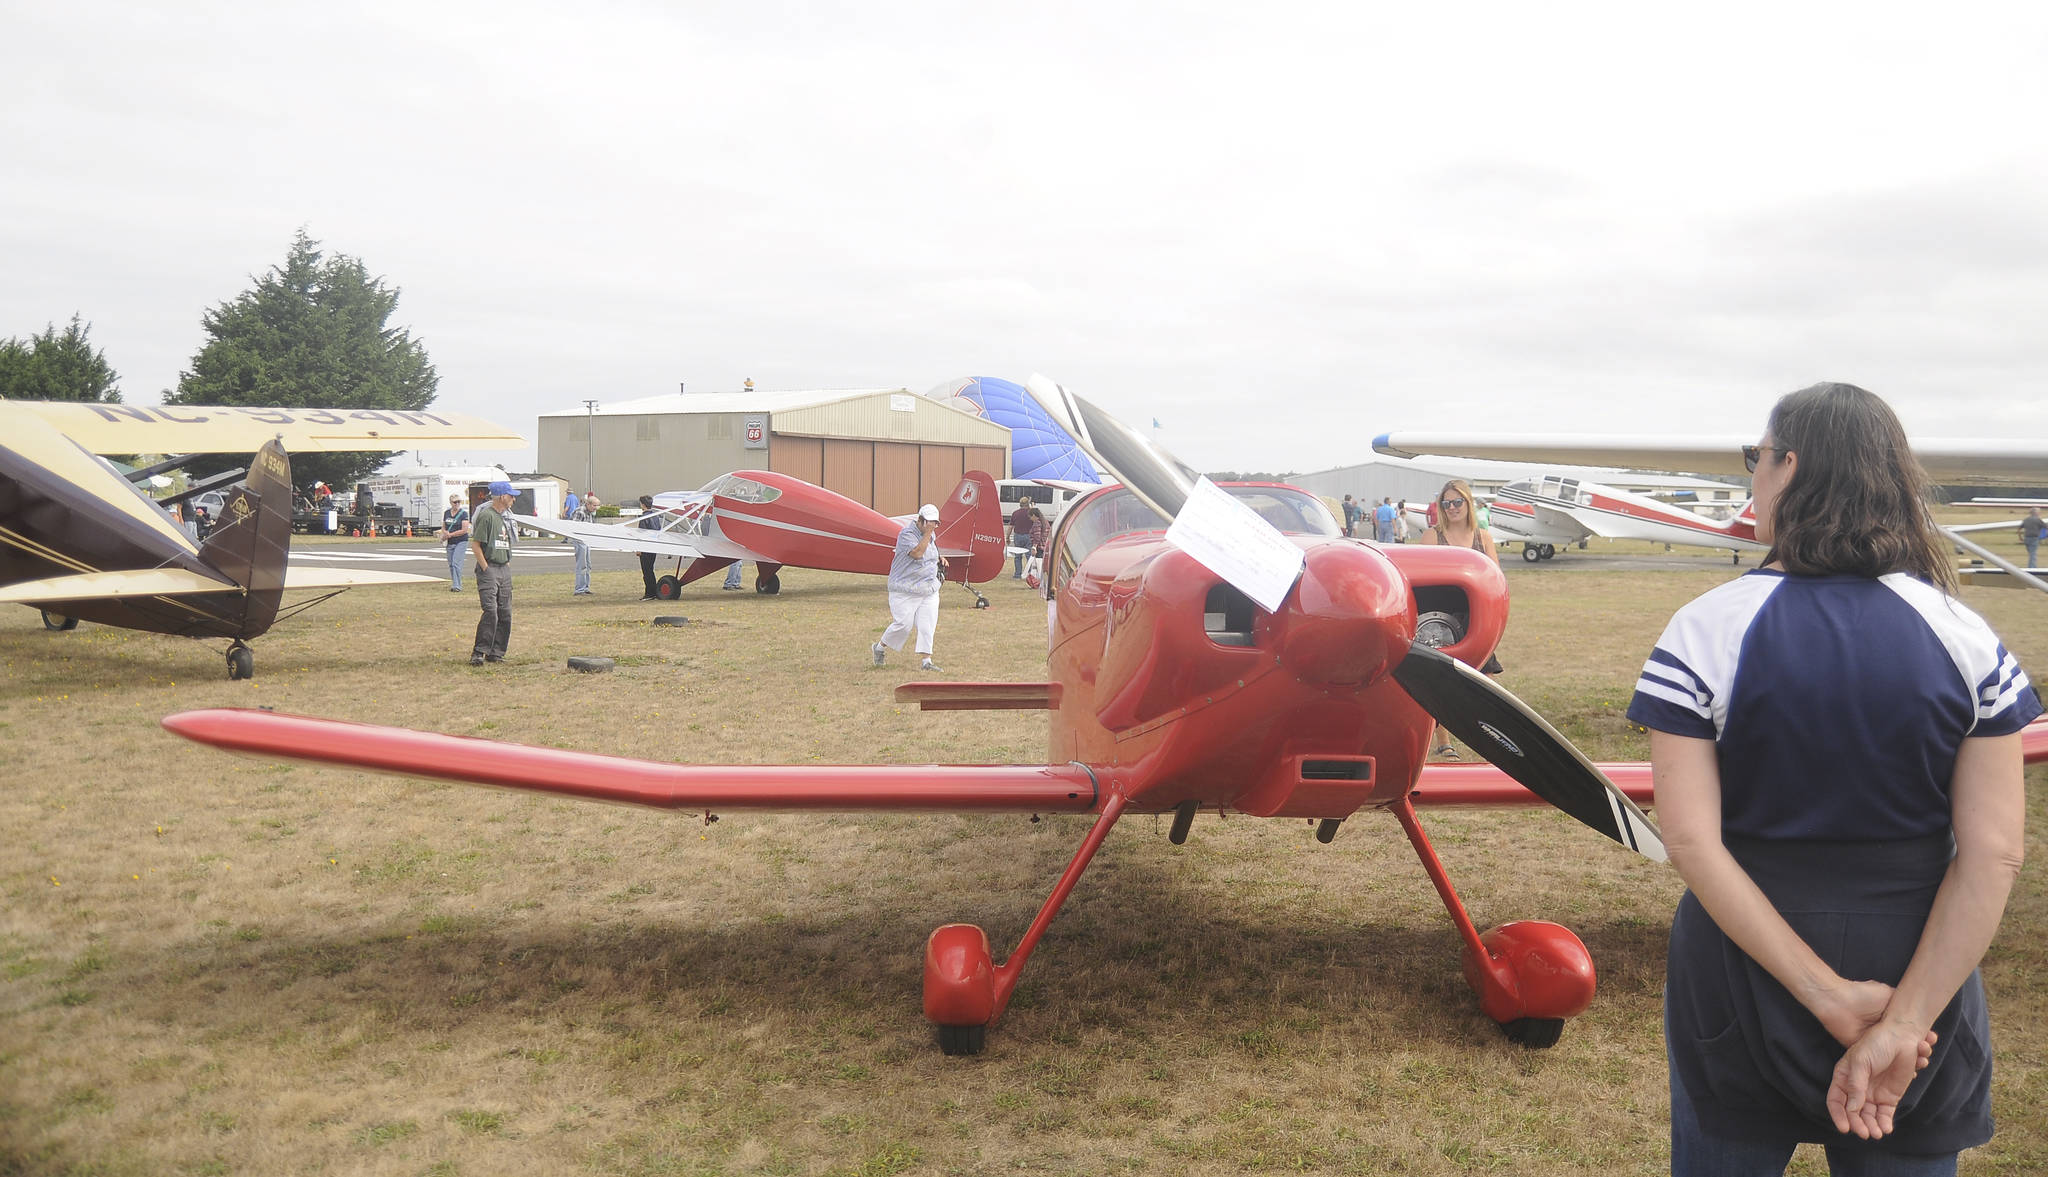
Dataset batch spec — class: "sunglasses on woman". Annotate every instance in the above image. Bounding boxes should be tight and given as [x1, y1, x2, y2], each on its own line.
[1442, 497, 1466, 508]
[1740, 444, 1786, 474]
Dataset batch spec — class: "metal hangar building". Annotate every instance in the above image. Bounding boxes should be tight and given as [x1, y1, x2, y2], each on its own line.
[538, 387, 1012, 515]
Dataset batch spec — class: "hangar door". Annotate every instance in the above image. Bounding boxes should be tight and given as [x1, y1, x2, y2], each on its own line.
[770, 437, 1007, 516]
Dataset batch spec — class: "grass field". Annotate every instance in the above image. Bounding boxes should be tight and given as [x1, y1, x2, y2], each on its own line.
[2, 545, 2044, 1177]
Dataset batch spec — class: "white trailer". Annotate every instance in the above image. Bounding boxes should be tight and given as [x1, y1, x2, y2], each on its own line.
[366, 465, 509, 528]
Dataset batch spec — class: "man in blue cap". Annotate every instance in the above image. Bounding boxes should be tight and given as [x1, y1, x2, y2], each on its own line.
[467, 480, 519, 665]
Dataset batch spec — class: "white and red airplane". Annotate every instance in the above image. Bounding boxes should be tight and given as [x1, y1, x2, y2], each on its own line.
[1377, 430, 2048, 589]
[1476, 475, 1761, 564]
[513, 469, 1005, 598]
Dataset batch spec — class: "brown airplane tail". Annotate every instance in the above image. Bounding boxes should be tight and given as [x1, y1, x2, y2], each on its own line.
[195, 438, 294, 638]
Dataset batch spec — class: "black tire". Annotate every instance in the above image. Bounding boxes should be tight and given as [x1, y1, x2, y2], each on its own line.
[1521, 545, 1541, 563]
[655, 575, 681, 600]
[1539, 544, 1556, 560]
[936, 1024, 987, 1056]
[566, 655, 615, 673]
[760, 572, 781, 595]
[227, 646, 254, 680]
[652, 616, 690, 627]
[40, 610, 78, 632]
[1498, 1016, 1564, 1048]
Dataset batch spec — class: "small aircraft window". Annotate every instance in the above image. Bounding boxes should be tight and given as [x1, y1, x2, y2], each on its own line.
[705, 475, 781, 505]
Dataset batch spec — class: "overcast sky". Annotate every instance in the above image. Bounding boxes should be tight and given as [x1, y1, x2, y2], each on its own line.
[5, 1, 2046, 475]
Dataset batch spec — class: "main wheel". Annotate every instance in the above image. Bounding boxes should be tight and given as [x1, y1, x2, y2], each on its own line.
[1539, 544, 1556, 560]
[1522, 545, 1541, 563]
[936, 1023, 987, 1056]
[227, 645, 254, 680]
[758, 572, 781, 595]
[40, 610, 79, 631]
[1498, 1016, 1564, 1048]
[655, 575, 681, 600]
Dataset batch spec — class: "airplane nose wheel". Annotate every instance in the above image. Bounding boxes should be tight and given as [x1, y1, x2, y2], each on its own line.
[226, 642, 254, 680]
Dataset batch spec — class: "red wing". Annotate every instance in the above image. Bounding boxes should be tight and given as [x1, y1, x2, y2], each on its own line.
[162, 709, 1098, 814]
[1411, 715, 2048, 808]
[1410, 761, 1654, 808]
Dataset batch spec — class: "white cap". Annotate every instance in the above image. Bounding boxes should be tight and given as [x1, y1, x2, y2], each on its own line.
[917, 503, 940, 521]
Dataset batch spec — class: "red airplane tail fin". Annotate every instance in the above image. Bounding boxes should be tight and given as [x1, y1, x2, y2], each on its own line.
[936, 470, 1005, 584]
[196, 439, 293, 638]
[1728, 499, 1759, 543]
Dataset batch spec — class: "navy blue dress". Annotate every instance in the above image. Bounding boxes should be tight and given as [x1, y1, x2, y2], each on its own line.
[1628, 571, 2040, 1152]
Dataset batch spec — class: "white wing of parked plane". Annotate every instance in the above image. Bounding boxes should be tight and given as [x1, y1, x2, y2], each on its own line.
[1372, 432, 2048, 487]
[508, 513, 751, 561]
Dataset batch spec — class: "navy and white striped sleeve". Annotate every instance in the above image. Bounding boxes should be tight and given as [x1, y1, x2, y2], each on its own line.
[1973, 643, 2042, 735]
[1882, 574, 2044, 737]
[1625, 575, 1778, 741]
[1630, 644, 1717, 739]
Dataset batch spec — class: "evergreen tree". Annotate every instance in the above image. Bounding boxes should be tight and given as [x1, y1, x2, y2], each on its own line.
[0, 314, 122, 402]
[170, 230, 439, 490]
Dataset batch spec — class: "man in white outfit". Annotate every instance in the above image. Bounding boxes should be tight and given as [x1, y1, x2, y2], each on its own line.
[872, 503, 947, 672]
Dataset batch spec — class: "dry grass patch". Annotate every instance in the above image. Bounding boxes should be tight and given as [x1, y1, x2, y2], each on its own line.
[1, 560, 2043, 1176]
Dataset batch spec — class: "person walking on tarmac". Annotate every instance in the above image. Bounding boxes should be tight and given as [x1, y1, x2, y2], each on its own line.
[871, 502, 947, 672]
[468, 480, 518, 665]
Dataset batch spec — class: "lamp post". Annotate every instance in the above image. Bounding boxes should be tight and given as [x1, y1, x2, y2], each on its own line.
[582, 399, 599, 501]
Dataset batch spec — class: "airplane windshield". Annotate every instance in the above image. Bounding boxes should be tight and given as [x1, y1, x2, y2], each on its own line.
[1052, 485, 1338, 592]
[703, 475, 781, 505]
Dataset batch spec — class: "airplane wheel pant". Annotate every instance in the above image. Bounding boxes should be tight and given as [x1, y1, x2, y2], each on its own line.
[473, 562, 513, 659]
[879, 587, 939, 655]
[1462, 920, 1595, 1024]
[923, 924, 996, 1027]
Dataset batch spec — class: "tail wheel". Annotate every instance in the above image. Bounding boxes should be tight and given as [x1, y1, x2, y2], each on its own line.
[655, 575, 681, 600]
[41, 610, 79, 631]
[936, 1024, 988, 1056]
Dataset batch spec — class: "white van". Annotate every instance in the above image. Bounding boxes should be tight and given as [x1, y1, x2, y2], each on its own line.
[995, 479, 1089, 527]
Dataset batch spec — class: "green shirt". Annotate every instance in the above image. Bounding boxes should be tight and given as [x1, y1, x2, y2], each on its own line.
[471, 504, 514, 565]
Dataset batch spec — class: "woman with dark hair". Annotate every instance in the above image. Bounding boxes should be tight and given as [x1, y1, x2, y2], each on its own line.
[1629, 383, 2035, 1174]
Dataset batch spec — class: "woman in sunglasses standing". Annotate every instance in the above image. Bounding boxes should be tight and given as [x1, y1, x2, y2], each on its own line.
[1420, 478, 1502, 758]
[1630, 383, 2034, 1174]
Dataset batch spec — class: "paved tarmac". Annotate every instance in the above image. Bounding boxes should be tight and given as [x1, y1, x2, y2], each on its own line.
[289, 539, 652, 581]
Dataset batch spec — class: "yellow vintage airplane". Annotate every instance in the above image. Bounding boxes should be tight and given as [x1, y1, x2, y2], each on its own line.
[0, 399, 522, 678]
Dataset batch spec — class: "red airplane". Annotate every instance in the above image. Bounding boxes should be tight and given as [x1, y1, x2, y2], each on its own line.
[512, 469, 1005, 601]
[159, 385, 2048, 1056]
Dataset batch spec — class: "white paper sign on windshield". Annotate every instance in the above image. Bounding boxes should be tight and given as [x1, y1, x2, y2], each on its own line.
[1164, 477, 1305, 613]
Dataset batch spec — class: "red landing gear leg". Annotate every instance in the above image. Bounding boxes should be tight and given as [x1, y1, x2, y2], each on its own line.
[923, 790, 1129, 1055]
[1389, 796, 1594, 1048]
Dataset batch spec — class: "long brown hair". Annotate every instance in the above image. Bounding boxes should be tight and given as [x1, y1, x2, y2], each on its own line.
[1763, 382, 1957, 593]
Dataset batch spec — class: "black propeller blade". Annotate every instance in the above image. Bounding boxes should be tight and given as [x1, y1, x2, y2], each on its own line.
[1391, 642, 1664, 860]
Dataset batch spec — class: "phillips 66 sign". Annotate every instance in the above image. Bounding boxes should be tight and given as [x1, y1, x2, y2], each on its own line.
[743, 415, 767, 449]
